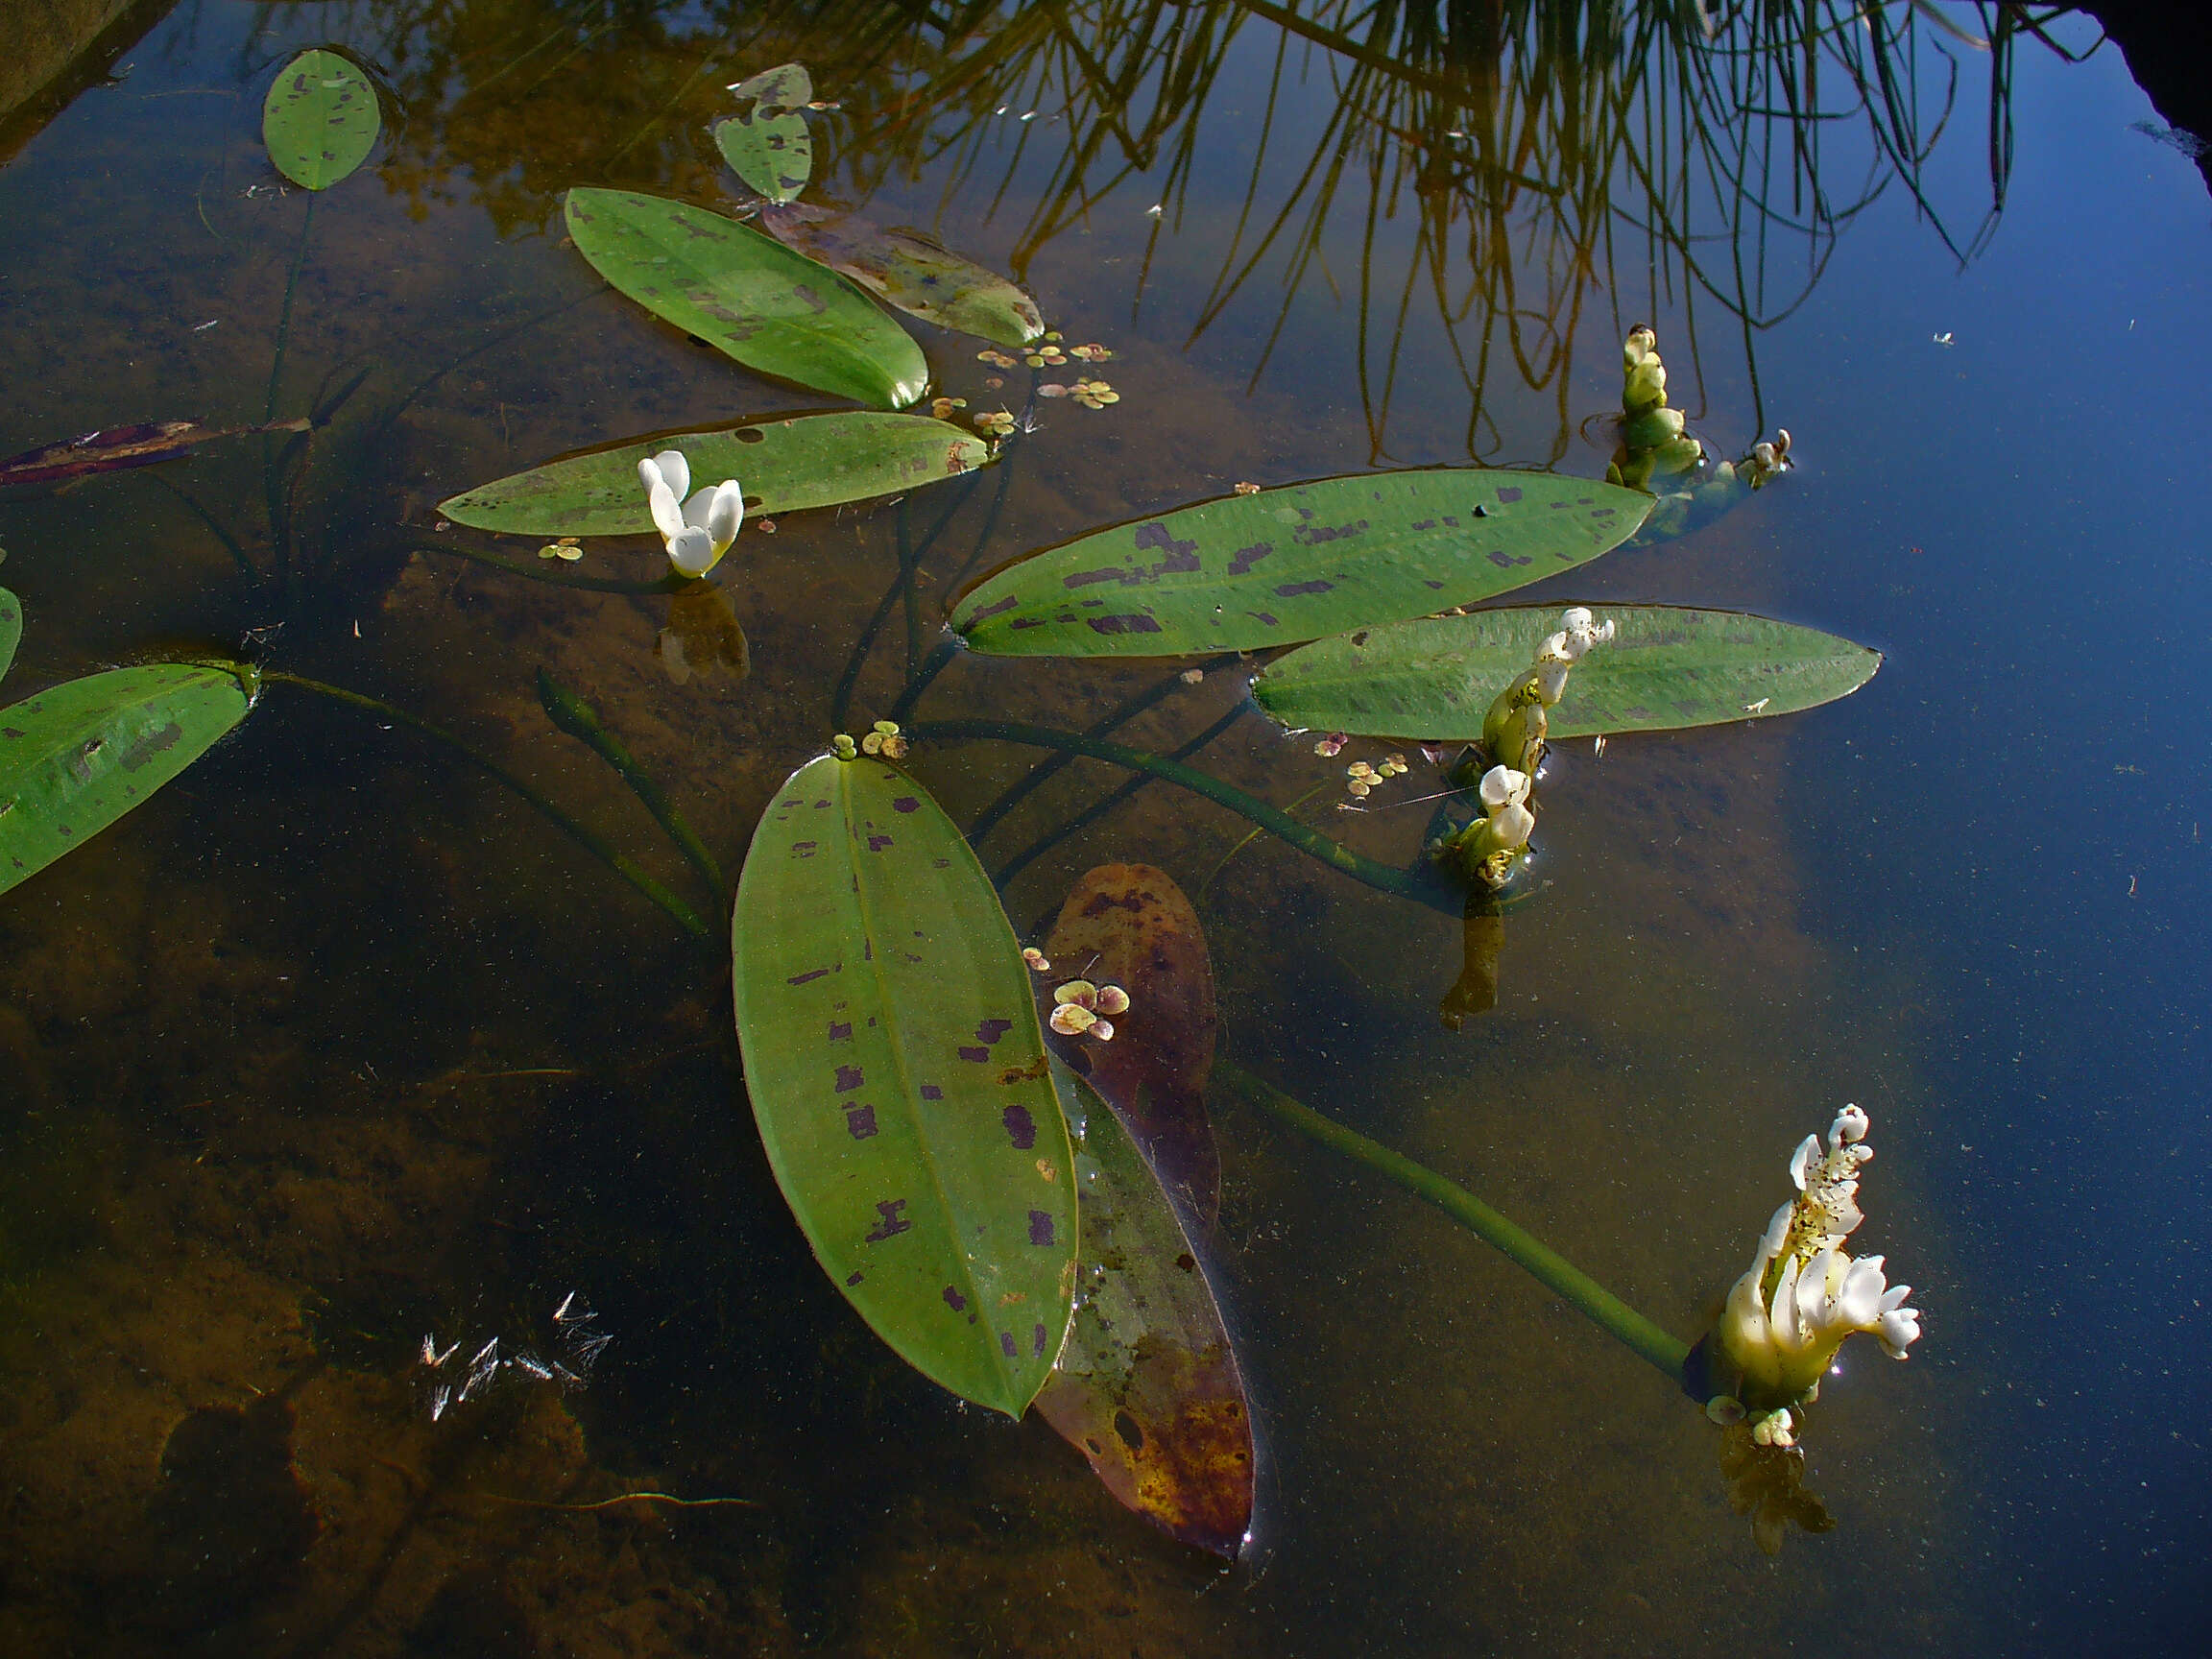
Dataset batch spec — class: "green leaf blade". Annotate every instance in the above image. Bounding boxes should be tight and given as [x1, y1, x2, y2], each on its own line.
[729, 62, 812, 108]
[1, 663, 256, 899]
[261, 49, 379, 191]
[1254, 605, 1883, 739]
[0, 589, 19, 686]
[732, 756, 1078, 1416]
[953, 470, 1651, 658]
[715, 110, 812, 204]
[565, 188, 928, 410]
[438, 412, 987, 538]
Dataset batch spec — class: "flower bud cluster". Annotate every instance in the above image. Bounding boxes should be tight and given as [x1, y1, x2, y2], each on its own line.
[1610, 326, 1704, 487]
[1479, 607, 1617, 778]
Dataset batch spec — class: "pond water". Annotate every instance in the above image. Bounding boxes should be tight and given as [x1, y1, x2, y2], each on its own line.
[2, 2, 2206, 1654]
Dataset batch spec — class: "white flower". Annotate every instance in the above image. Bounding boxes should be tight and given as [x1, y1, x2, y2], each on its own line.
[1713, 1105, 1923, 1410]
[1487, 802, 1534, 848]
[638, 449, 743, 576]
[1478, 765, 1530, 810]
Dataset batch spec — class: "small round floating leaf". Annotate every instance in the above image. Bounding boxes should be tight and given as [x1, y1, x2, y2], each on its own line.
[952, 470, 1651, 658]
[714, 109, 812, 204]
[732, 755, 1078, 1417]
[261, 49, 379, 191]
[1253, 605, 1883, 739]
[564, 188, 927, 409]
[1, 662, 256, 900]
[0, 588, 19, 686]
[439, 413, 989, 537]
[1035, 1066, 1253, 1558]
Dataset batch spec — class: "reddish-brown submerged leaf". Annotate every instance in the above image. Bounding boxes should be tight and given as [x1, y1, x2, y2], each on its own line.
[0, 419, 307, 490]
[758, 202, 1046, 348]
[1035, 1068, 1252, 1557]
[1042, 864, 1219, 1222]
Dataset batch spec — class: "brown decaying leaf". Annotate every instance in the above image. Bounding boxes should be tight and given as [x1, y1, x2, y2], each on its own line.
[0, 418, 309, 490]
[1041, 863, 1219, 1223]
[1032, 1071, 1252, 1557]
[1717, 1423, 1837, 1556]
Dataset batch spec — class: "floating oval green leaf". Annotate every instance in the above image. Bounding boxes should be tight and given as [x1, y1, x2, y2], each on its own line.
[1, 662, 257, 899]
[565, 188, 927, 409]
[438, 412, 986, 538]
[715, 110, 812, 204]
[732, 754, 1078, 1416]
[1035, 1066, 1253, 1559]
[1254, 604, 1882, 739]
[761, 204, 1046, 348]
[0, 589, 19, 686]
[261, 49, 379, 191]
[953, 470, 1651, 658]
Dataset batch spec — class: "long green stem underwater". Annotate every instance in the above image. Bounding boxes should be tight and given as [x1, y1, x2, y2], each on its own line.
[1215, 1059, 1691, 1384]
[267, 672, 709, 938]
[537, 667, 726, 902]
[905, 716, 1458, 910]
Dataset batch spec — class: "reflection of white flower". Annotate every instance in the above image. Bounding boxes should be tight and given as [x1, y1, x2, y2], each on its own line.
[637, 449, 743, 576]
[1713, 1106, 1923, 1412]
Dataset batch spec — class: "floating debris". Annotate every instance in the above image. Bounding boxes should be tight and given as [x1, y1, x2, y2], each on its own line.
[417, 1293, 610, 1421]
[1233, 481, 1261, 495]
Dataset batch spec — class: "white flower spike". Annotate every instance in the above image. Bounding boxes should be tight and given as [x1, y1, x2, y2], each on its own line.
[1711, 1105, 1923, 1413]
[638, 449, 744, 576]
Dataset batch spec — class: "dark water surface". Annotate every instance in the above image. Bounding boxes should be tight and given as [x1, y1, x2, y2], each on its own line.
[2, 3, 2206, 1654]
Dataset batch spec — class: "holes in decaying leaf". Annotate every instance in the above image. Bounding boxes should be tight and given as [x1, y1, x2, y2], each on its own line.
[735, 428, 767, 444]
[1114, 1409, 1146, 1451]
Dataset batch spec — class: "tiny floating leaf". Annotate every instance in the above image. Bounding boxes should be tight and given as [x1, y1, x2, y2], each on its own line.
[760, 204, 1046, 348]
[732, 754, 1077, 1416]
[728, 61, 812, 108]
[1, 662, 257, 900]
[261, 49, 379, 191]
[564, 188, 927, 410]
[1254, 604, 1883, 739]
[953, 470, 1651, 658]
[438, 412, 988, 538]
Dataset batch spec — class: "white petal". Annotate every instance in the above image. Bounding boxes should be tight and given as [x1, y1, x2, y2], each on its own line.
[649, 480, 687, 544]
[1479, 765, 1528, 808]
[1838, 1258, 1887, 1327]
[637, 456, 666, 495]
[1879, 1282, 1913, 1314]
[1758, 1201, 1793, 1262]
[1593, 619, 1616, 643]
[703, 479, 744, 550]
[650, 448, 690, 502]
[1560, 607, 1593, 635]
[1789, 1134, 1819, 1191]
[1878, 1308, 1922, 1357]
[1488, 803, 1534, 847]
[1534, 661, 1570, 705]
[1796, 1249, 1835, 1330]
[1832, 1104, 1869, 1146]
[666, 525, 718, 576]
[1767, 1255, 1803, 1343]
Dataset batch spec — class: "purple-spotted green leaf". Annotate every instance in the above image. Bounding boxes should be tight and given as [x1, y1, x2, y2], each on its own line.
[564, 188, 927, 409]
[952, 470, 1650, 658]
[1254, 604, 1881, 740]
[0, 589, 19, 686]
[262, 50, 379, 191]
[732, 754, 1078, 1416]
[760, 204, 1045, 349]
[2, 662, 257, 899]
[1035, 1065, 1253, 1559]
[438, 413, 987, 537]
[715, 109, 812, 204]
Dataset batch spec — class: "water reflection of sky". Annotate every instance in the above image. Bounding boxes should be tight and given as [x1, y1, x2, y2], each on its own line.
[0, 2, 2206, 1653]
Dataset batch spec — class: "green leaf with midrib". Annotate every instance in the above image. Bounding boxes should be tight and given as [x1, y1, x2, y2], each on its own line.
[732, 754, 1077, 1416]
[438, 413, 988, 538]
[2, 662, 256, 898]
[565, 188, 928, 410]
[952, 470, 1651, 658]
[262, 49, 379, 191]
[1254, 604, 1882, 738]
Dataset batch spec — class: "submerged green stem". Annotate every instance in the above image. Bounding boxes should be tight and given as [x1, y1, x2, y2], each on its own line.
[266, 672, 709, 939]
[537, 667, 726, 902]
[905, 717, 1455, 911]
[1215, 1060, 1691, 1385]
